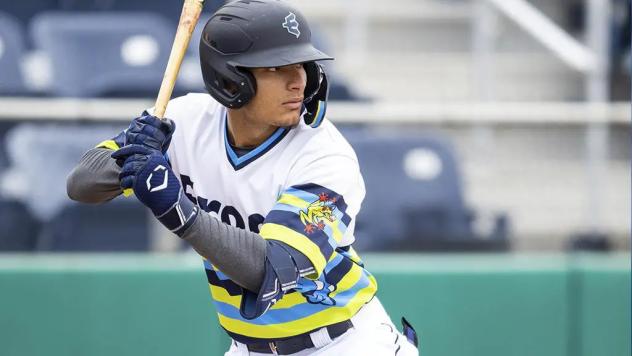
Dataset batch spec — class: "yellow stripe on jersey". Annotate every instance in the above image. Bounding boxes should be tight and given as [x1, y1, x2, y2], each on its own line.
[209, 284, 241, 307]
[277, 193, 310, 209]
[259, 223, 326, 278]
[217, 279, 376, 339]
[330, 262, 363, 298]
[95, 139, 133, 197]
[346, 246, 363, 265]
[210, 283, 307, 310]
[95, 139, 120, 151]
[325, 218, 344, 244]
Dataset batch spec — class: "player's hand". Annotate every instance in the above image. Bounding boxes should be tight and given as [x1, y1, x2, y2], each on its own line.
[111, 144, 198, 236]
[124, 111, 175, 155]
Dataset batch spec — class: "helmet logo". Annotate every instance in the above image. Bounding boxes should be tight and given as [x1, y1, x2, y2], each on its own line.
[282, 12, 300, 38]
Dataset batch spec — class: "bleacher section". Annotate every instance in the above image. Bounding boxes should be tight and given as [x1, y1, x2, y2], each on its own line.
[0, 1, 628, 252]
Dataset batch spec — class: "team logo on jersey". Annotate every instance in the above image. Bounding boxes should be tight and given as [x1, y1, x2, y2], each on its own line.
[146, 165, 169, 192]
[300, 192, 337, 234]
[282, 12, 300, 38]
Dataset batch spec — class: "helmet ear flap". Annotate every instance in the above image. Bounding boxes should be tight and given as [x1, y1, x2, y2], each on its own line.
[203, 65, 257, 109]
[303, 63, 329, 127]
[303, 62, 322, 100]
[232, 67, 257, 107]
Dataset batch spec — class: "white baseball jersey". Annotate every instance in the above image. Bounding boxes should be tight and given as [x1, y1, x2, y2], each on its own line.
[100, 93, 379, 342]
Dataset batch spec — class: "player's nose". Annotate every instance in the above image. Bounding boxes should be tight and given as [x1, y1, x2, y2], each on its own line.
[287, 65, 306, 92]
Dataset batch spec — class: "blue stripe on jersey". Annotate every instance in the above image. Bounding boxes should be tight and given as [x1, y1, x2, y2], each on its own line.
[285, 184, 351, 226]
[264, 210, 335, 260]
[212, 270, 372, 325]
[324, 254, 354, 285]
[274, 187, 351, 228]
[324, 253, 344, 274]
[203, 259, 213, 270]
[204, 260, 232, 280]
[223, 114, 290, 170]
[206, 269, 243, 296]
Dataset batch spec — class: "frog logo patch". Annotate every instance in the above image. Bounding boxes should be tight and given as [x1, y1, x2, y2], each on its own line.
[300, 192, 337, 234]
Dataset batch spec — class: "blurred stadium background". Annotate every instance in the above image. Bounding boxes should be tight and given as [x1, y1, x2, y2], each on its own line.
[0, 0, 629, 355]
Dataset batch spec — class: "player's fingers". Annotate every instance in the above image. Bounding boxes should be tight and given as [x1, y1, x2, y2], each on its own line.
[120, 154, 148, 175]
[120, 175, 136, 190]
[126, 132, 162, 151]
[127, 120, 163, 139]
[163, 119, 175, 135]
[138, 114, 176, 136]
[111, 144, 151, 160]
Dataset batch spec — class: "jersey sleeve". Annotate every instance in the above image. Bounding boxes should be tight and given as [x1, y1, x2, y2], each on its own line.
[258, 152, 365, 279]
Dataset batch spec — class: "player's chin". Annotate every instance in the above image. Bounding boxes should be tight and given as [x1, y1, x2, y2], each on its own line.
[278, 107, 302, 126]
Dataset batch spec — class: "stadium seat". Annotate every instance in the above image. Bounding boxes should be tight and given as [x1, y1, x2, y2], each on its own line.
[0, 199, 40, 251]
[30, 12, 175, 97]
[58, 0, 225, 24]
[348, 133, 508, 252]
[3, 123, 127, 222]
[0, 12, 28, 94]
[0, 2, 57, 32]
[36, 198, 150, 251]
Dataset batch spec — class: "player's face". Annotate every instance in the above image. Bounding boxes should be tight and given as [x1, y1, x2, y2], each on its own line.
[246, 64, 307, 127]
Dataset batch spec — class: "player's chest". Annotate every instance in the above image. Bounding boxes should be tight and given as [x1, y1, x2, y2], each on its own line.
[174, 151, 290, 233]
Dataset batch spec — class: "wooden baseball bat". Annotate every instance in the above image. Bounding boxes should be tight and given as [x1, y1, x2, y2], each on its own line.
[154, 0, 205, 119]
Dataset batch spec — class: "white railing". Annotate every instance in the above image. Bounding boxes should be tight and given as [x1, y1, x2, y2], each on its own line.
[0, 97, 628, 124]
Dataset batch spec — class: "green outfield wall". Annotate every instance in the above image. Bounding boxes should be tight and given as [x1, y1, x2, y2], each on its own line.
[0, 253, 628, 356]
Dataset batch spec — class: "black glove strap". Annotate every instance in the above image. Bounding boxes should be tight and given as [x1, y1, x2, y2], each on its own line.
[156, 189, 199, 236]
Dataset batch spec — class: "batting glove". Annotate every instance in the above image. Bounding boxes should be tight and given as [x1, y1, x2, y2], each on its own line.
[111, 144, 198, 236]
[124, 111, 175, 154]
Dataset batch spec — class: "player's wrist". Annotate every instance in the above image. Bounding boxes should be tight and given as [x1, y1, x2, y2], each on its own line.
[154, 188, 200, 237]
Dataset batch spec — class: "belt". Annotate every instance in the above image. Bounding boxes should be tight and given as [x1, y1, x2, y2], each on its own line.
[245, 319, 353, 355]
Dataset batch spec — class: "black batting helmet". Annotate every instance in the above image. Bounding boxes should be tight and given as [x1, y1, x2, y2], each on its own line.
[199, 0, 333, 124]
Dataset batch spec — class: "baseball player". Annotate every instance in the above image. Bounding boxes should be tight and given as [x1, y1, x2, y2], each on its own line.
[67, 1, 418, 355]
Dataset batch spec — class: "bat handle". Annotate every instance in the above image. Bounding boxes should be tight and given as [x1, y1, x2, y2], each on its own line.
[154, 0, 205, 119]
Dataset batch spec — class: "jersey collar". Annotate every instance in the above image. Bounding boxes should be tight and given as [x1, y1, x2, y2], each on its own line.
[223, 113, 290, 171]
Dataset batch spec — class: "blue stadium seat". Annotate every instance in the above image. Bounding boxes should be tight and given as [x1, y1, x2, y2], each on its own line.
[0, 12, 28, 94]
[348, 133, 508, 252]
[56, 0, 225, 24]
[36, 198, 150, 251]
[0, 199, 40, 251]
[3, 123, 127, 222]
[30, 12, 175, 97]
[0, 2, 57, 33]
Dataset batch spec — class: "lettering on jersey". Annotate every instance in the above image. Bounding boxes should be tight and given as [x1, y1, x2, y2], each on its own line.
[180, 174, 264, 233]
[221, 206, 244, 229]
[299, 192, 338, 234]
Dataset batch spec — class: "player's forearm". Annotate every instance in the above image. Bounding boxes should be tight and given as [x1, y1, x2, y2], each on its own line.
[66, 148, 123, 203]
[181, 212, 266, 292]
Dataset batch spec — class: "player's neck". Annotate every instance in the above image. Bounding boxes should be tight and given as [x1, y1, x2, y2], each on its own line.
[226, 110, 278, 148]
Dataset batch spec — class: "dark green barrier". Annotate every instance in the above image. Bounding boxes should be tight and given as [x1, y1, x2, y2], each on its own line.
[0, 253, 628, 356]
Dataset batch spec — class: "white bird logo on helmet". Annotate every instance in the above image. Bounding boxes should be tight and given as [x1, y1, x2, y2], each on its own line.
[282, 12, 300, 38]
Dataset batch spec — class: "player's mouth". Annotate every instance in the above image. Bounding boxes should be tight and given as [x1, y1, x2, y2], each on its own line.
[282, 97, 303, 110]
